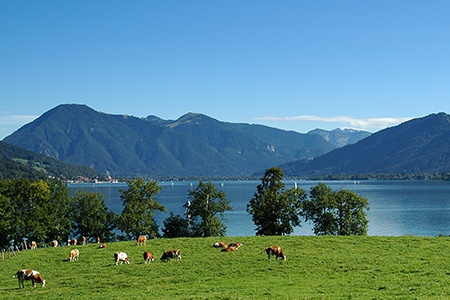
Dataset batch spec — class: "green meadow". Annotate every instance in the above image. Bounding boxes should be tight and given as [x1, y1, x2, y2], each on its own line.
[1, 236, 449, 299]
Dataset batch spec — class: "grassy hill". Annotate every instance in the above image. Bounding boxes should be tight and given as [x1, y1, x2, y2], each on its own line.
[1, 236, 449, 299]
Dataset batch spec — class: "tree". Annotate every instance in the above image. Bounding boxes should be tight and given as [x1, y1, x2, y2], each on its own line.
[0, 194, 12, 249]
[183, 181, 233, 237]
[71, 191, 117, 242]
[247, 167, 306, 235]
[162, 212, 191, 238]
[302, 182, 369, 235]
[116, 178, 165, 239]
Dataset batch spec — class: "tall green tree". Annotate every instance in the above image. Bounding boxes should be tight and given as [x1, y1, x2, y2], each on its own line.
[162, 212, 191, 238]
[116, 178, 165, 239]
[71, 191, 117, 242]
[0, 194, 12, 249]
[0, 179, 73, 247]
[184, 181, 233, 237]
[247, 167, 306, 236]
[46, 181, 73, 243]
[302, 182, 369, 235]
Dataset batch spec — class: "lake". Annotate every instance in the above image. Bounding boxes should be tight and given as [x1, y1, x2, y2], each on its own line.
[68, 180, 450, 237]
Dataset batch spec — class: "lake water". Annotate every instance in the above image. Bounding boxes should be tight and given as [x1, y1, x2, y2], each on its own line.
[68, 180, 450, 237]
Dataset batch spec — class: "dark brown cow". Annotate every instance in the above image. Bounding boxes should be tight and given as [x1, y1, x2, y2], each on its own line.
[143, 251, 154, 263]
[81, 236, 86, 245]
[99, 243, 107, 249]
[263, 246, 286, 261]
[14, 269, 46, 288]
[160, 249, 182, 262]
[228, 242, 242, 249]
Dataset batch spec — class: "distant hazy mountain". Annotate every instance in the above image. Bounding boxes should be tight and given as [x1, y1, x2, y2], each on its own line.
[3, 104, 368, 178]
[307, 128, 371, 148]
[282, 112, 450, 177]
[0, 141, 103, 180]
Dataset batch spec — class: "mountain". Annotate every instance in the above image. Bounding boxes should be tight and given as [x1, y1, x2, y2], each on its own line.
[307, 128, 371, 148]
[0, 141, 104, 181]
[282, 112, 450, 177]
[2, 104, 368, 178]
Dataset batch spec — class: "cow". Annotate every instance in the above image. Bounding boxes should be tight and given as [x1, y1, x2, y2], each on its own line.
[98, 243, 107, 249]
[51, 240, 58, 247]
[114, 252, 130, 265]
[72, 238, 78, 246]
[81, 236, 86, 245]
[160, 249, 182, 262]
[143, 251, 154, 263]
[228, 242, 243, 249]
[221, 246, 237, 252]
[136, 235, 147, 246]
[263, 246, 286, 261]
[69, 249, 79, 262]
[14, 269, 46, 288]
[30, 241, 37, 250]
[213, 242, 227, 248]
[96, 237, 101, 244]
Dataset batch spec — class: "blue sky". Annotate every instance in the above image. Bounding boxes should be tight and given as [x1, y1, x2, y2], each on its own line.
[1, 1, 450, 140]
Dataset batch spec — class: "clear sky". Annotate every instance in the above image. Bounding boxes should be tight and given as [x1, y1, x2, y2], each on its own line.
[1, 1, 450, 140]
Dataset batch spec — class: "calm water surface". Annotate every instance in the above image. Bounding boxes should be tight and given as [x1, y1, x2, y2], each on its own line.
[68, 180, 450, 237]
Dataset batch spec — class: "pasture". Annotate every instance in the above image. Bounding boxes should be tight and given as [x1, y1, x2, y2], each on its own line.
[1, 236, 449, 299]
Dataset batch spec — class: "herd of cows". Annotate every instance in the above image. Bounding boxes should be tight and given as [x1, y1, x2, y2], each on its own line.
[13, 235, 286, 289]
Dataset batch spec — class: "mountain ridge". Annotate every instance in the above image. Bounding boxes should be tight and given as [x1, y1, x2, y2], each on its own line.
[3, 104, 369, 178]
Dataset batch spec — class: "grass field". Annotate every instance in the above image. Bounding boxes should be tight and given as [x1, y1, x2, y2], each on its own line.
[1, 236, 449, 299]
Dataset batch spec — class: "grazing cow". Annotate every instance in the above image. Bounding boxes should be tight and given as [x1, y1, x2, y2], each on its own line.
[14, 269, 46, 288]
[221, 246, 237, 252]
[30, 241, 37, 250]
[143, 251, 154, 263]
[136, 235, 147, 246]
[160, 249, 182, 262]
[51, 240, 58, 247]
[81, 236, 86, 245]
[98, 243, 107, 249]
[72, 238, 78, 246]
[114, 252, 130, 265]
[69, 249, 79, 262]
[228, 242, 243, 249]
[213, 242, 227, 248]
[263, 246, 286, 261]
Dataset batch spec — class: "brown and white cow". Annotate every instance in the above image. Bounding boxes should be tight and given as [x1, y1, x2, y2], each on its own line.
[72, 238, 78, 246]
[51, 240, 58, 247]
[160, 249, 182, 262]
[143, 251, 154, 263]
[221, 246, 237, 252]
[81, 236, 86, 245]
[98, 243, 107, 249]
[14, 269, 46, 288]
[30, 241, 37, 250]
[213, 241, 227, 248]
[136, 235, 147, 246]
[114, 252, 131, 265]
[228, 242, 243, 249]
[263, 246, 286, 261]
[96, 237, 101, 244]
[69, 249, 79, 262]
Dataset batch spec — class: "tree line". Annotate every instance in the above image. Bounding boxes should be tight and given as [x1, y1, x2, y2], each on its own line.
[0, 167, 369, 250]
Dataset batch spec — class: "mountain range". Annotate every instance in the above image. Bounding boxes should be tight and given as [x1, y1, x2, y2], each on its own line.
[281, 112, 450, 178]
[3, 104, 370, 178]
